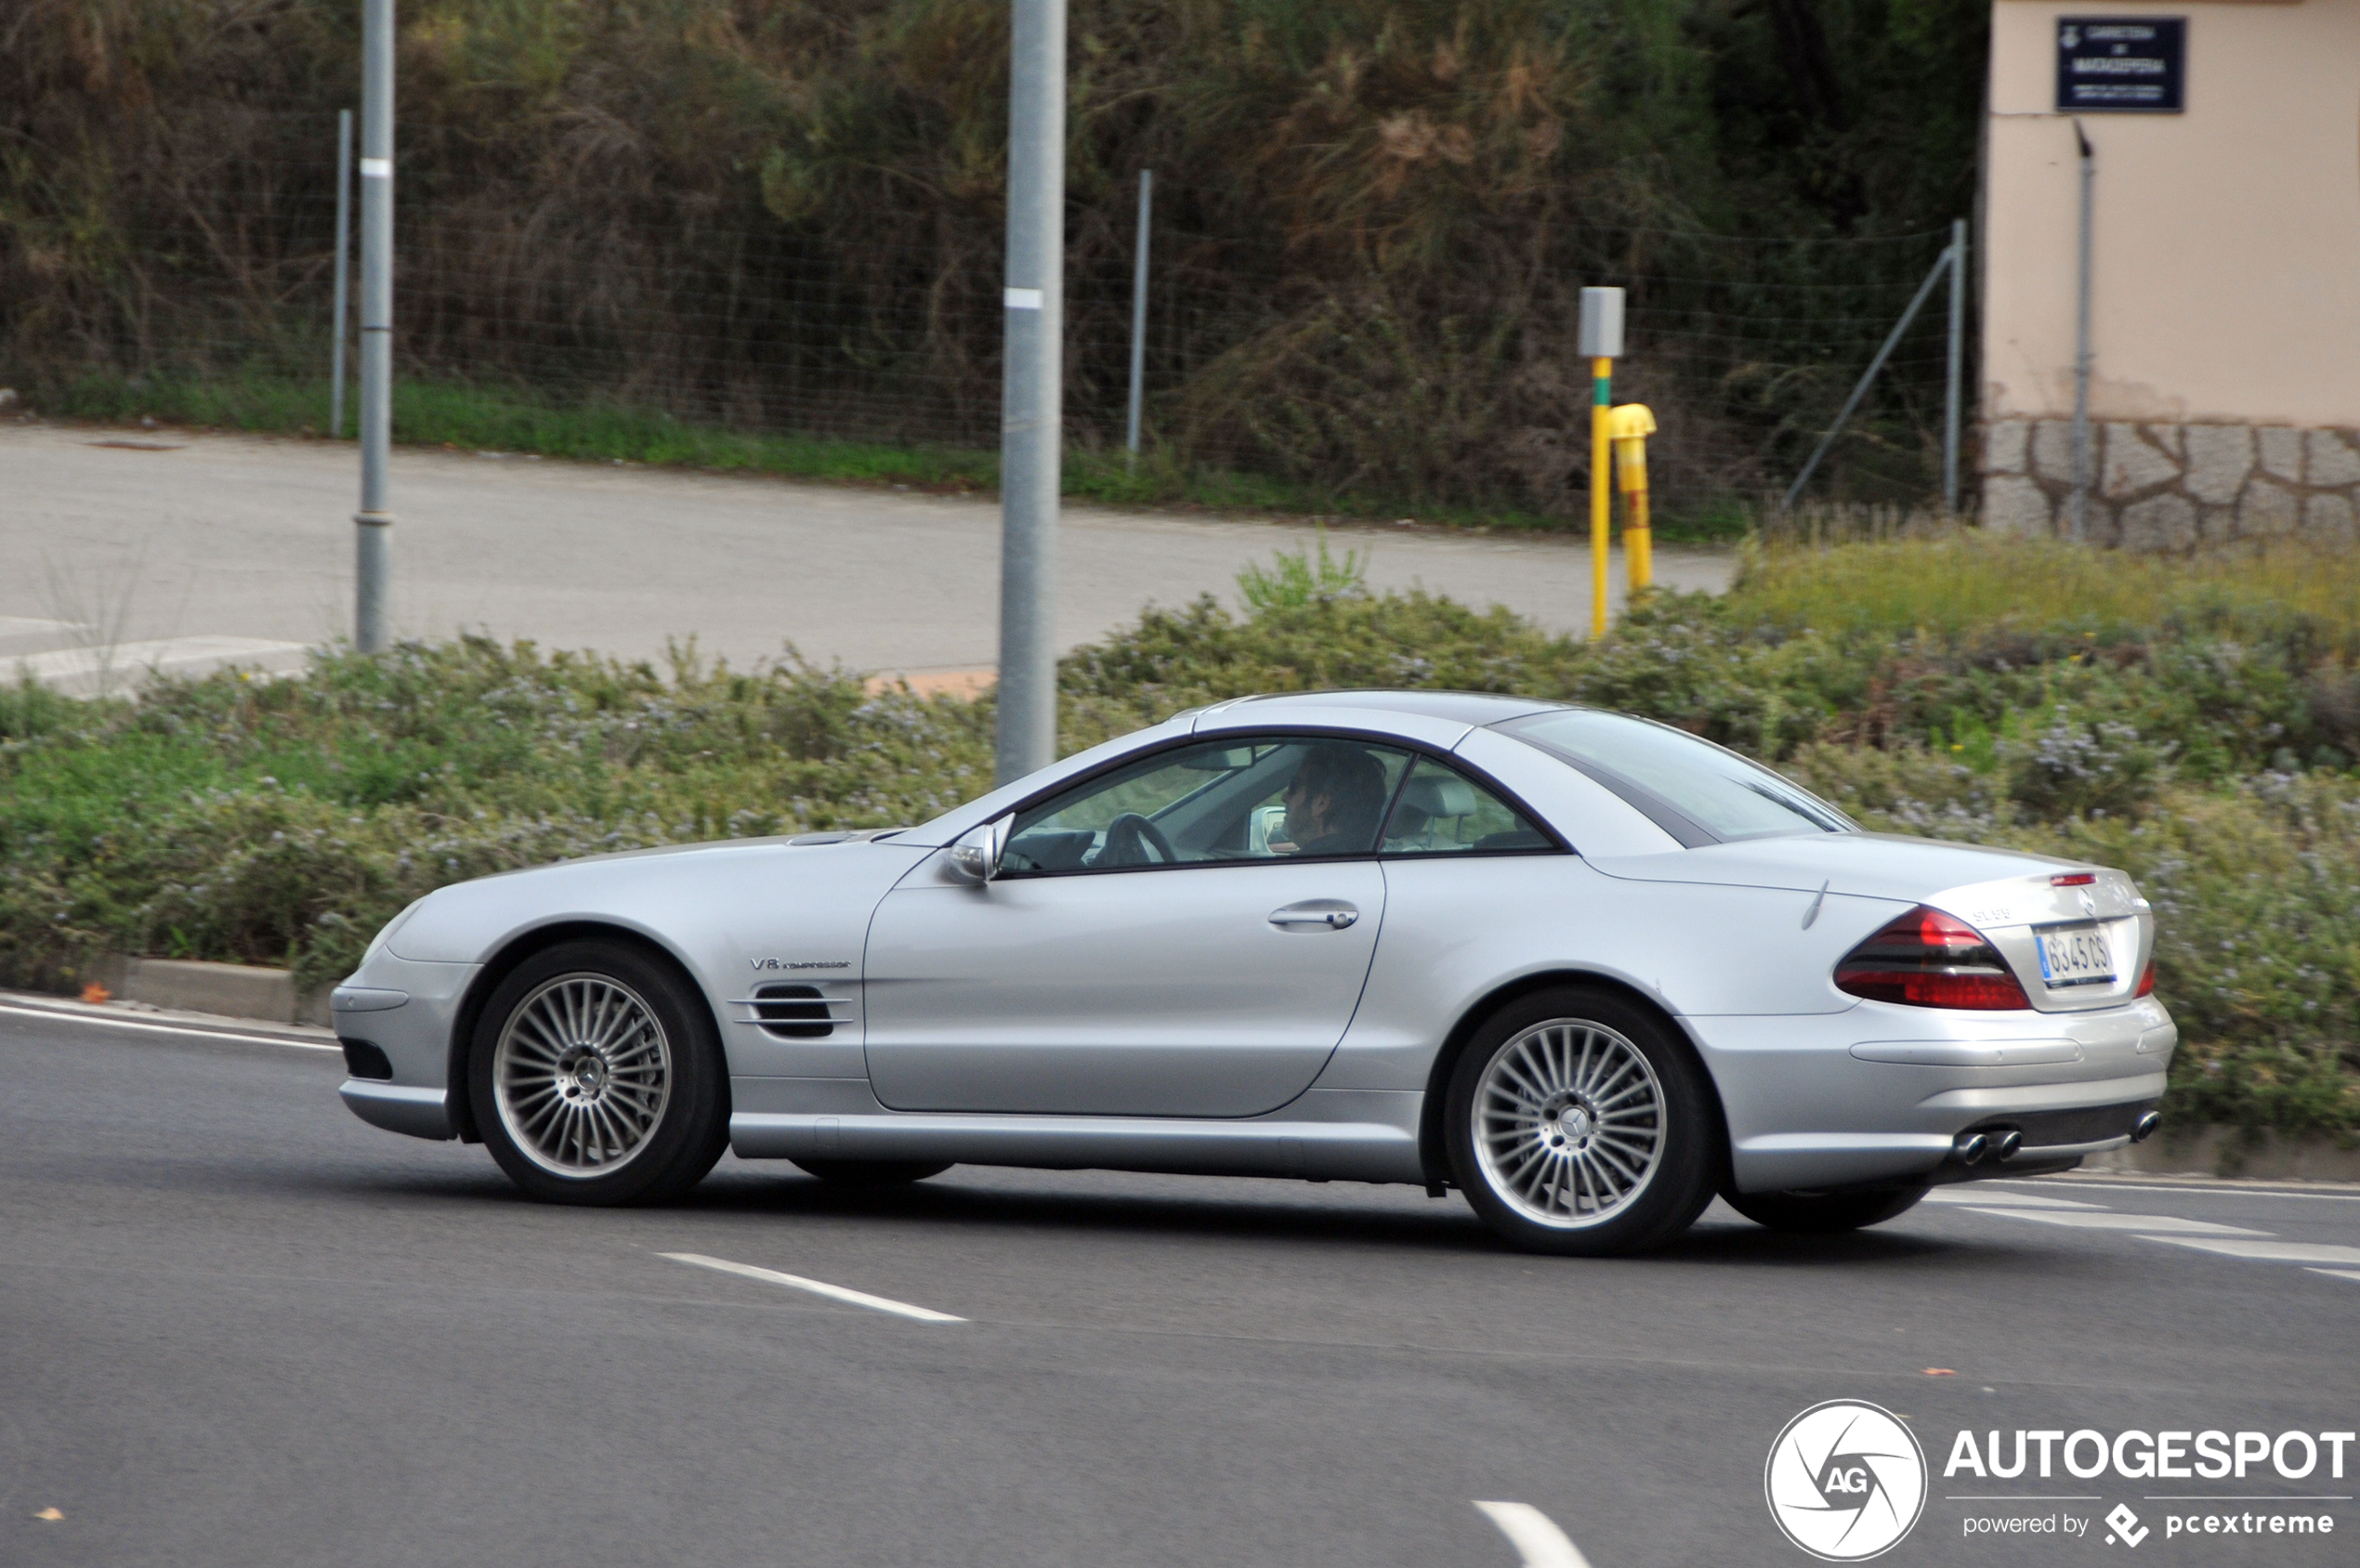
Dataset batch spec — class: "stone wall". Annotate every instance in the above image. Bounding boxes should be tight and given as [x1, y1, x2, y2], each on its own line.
[1981, 419, 2360, 552]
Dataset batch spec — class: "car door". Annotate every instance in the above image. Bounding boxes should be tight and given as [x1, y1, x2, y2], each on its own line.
[861, 735, 1409, 1117]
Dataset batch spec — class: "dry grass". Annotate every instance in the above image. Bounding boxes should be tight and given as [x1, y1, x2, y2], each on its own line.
[1730, 531, 2360, 650]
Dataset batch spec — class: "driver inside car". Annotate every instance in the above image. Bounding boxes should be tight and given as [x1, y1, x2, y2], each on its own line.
[1270, 743, 1388, 857]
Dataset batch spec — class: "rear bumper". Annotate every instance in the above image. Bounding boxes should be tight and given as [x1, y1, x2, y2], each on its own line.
[1686, 997, 2175, 1194]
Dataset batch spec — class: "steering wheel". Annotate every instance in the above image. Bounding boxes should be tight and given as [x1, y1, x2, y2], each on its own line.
[1097, 812, 1178, 868]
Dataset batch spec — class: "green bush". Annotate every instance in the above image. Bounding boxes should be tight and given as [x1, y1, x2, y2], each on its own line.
[2, 536, 2353, 1138]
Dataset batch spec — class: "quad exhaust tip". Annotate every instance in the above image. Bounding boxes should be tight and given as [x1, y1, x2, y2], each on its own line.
[2132, 1111, 2162, 1143]
[1952, 1128, 2024, 1166]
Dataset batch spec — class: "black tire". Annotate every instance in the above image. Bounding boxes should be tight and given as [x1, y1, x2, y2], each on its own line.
[789, 1158, 953, 1188]
[1444, 987, 1722, 1256]
[467, 938, 730, 1206]
[1723, 1185, 1929, 1235]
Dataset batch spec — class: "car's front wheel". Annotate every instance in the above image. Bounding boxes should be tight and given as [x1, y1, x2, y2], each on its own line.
[1445, 987, 1721, 1256]
[468, 939, 730, 1205]
[1722, 1185, 1928, 1235]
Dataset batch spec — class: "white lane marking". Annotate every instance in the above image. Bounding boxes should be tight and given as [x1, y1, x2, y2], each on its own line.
[1923, 1189, 2101, 1209]
[0, 1001, 339, 1052]
[2309, 1269, 2360, 1283]
[2003, 1179, 2360, 1204]
[1474, 1501, 1593, 1568]
[2142, 1238, 2360, 1266]
[660, 1252, 965, 1323]
[1960, 1209, 2267, 1235]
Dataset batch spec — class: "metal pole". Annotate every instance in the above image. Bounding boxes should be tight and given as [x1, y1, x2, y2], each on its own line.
[1577, 286, 1622, 640]
[2069, 120, 2094, 542]
[1124, 169, 1152, 469]
[994, 0, 1067, 784]
[1944, 216, 1966, 514]
[331, 109, 353, 440]
[354, 0, 395, 652]
[1590, 358, 1611, 638]
[1780, 242, 1953, 515]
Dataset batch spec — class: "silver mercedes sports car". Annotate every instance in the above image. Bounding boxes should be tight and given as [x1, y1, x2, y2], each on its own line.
[334, 690, 2175, 1255]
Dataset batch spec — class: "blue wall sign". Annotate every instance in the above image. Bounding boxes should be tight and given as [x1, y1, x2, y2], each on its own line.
[2056, 18, 2185, 113]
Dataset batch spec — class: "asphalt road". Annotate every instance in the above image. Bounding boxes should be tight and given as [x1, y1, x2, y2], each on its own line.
[0, 423, 1734, 684]
[7, 1005, 2357, 1568]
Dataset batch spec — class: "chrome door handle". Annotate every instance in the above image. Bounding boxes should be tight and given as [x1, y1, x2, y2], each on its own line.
[1269, 900, 1358, 931]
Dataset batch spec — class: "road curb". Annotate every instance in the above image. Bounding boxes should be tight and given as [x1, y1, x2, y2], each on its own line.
[2083, 1127, 2360, 1183]
[88, 955, 330, 1027]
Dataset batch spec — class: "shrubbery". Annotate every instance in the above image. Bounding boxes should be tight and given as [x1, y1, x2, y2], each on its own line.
[3, 534, 2353, 1137]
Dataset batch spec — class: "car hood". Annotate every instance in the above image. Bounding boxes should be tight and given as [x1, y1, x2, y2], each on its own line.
[1585, 831, 2082, 904]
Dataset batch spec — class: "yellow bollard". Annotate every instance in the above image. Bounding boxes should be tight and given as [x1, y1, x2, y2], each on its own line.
[1607, 403, 1658, 592]
[1589, 358, 1612, 638]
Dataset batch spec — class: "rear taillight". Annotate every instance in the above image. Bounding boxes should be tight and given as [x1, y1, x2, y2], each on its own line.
[1835, 907, 2032, 1011]
[2135, 958, 2156, 997]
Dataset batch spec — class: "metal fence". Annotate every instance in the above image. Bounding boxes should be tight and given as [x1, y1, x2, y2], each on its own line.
[20, 112, 1966, 525]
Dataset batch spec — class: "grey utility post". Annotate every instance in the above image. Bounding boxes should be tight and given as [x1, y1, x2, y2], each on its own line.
[1780, 239, 1955, 515]
[1124, 169, 1152, 469]
[2068, 120, 2095, 542]
[1944, 217, 1966, 514]
[331, 109, 353, 440]
[994, 0, 1067, 785]
[354, 0, 396, 653]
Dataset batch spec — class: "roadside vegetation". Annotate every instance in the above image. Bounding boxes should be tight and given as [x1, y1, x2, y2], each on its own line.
[6, 0, 1986, 526]
[3, 533, 2354, 1142]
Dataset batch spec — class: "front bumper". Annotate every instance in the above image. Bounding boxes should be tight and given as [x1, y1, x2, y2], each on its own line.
[1688, 997, 2176, 1193]
[330, 951, 480, 1143]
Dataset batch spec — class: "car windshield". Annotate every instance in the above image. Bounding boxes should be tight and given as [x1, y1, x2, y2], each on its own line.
[1497, 710, 1854, 844]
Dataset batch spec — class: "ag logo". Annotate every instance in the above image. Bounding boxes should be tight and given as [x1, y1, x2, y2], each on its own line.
[1764, 1400, 1928, 1561]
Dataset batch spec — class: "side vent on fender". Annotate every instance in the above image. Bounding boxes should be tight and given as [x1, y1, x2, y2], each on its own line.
[752, 983, 835, 1039]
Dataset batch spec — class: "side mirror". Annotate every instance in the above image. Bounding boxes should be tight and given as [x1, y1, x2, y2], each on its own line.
[947, 817, 1009, 883]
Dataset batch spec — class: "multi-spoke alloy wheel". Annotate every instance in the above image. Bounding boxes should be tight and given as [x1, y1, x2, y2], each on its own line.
[493, 973, 673, 1175]
[1474, 1020, 1665, 1228]
[1446, 987, 1721, 1256]
[469, 940, 729, 1206]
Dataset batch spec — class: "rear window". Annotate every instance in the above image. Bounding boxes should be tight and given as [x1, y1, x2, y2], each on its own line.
[1497, 710, 1854, 845]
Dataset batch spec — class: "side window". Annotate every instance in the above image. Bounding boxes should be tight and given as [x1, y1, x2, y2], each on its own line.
[1002, 737, 1410, 874]
[1380, 758, 1554, 856]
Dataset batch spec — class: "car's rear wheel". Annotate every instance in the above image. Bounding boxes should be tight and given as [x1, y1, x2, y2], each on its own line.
[469, 939, 729, 1205]
[1723, 1185, 1928, 1235]
[1445, 987, 1720, 1256]
[789, 1158, 953, 1187]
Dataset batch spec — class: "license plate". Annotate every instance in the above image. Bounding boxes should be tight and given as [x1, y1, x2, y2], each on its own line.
[2036, 922, 2117, 987]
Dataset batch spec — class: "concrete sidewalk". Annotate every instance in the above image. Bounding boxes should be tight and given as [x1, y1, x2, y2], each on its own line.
[2, 422, 1735, 682]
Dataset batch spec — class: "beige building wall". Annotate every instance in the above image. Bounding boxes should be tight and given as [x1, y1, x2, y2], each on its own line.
[1981, 0, 2360, 548]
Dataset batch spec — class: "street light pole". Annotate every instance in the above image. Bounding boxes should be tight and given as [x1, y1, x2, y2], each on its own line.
[994, 0, 1066, 784]
[2068, 120, 2094, 543]
[354, 0, 395, 652]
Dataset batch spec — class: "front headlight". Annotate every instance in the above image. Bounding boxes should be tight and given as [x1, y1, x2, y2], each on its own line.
[360, 897, 427, 969]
